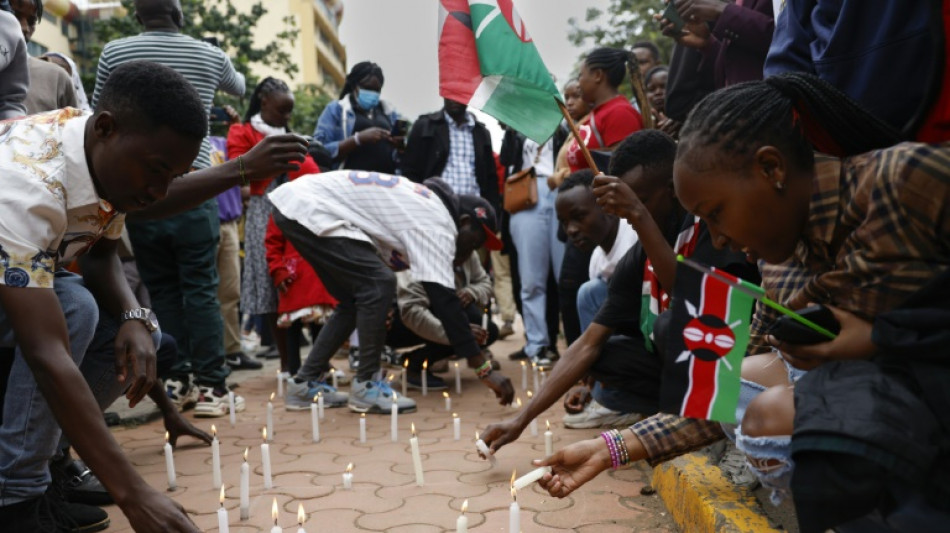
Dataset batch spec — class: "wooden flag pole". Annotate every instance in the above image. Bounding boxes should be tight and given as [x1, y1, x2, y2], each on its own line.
[627, 60, 655, 129]
[556, 98, 600, 174]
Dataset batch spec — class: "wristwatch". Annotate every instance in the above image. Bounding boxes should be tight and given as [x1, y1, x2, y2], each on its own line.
[121, 307, 160, 332]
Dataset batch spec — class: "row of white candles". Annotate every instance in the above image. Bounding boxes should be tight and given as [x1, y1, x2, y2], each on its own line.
[216, 484, 310, 533]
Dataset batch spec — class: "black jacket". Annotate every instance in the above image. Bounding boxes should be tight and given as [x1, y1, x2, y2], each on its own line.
[401, 110, 500, 209]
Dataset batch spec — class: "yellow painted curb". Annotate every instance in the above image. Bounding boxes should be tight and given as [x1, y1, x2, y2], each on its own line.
[652, 453, 781, 533]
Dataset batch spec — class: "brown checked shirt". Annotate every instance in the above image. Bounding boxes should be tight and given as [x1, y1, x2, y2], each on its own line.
[633, 142, 950, 466]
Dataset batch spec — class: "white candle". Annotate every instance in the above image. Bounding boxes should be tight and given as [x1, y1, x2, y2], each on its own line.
[311, 395, 320, 443]
[453, 413, 461, 441]
[296, 503, 307, 533]
[330, 366, 338, 389]
[217, 485, 229, 533]
[513, 466, 553, 491]
[443, 391, 451, 411]
[526, 391, 538, 436]
[456, 499, 469, 533]
[481, 307, 489, 330]
[317, 392, 324, 420]
[545, 420, 554, 457]
[454, 361, 461, 395]
[342, 463, 353, 489]
[391, 394, 398, 442]
[509, 472, 520, 533]
[270, 498, 281, 533]
[228, 390, 237, 426]
[401, 359, 408, 397]
[410, 423, 425, 486]
[212, 425, 222, 489]
[359, 413, 367, 443]
[520, 361, 528, 391]
[261, 427, 273, 489]
[266, 393, 275, 442]
[240, 448, 250, 520]
[474, 432, 497, 467]
[421, 360, 428, 396]
[163, 431, 176, 491]
[540, 368, 547, 388]
[532, 362, 540, 392]
[276, 370, 284, 398]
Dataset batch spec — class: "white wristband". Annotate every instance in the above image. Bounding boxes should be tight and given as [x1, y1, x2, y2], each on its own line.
[353, 132, 361, 146]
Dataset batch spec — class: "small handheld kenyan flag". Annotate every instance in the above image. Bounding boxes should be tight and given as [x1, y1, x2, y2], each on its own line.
[659, 260, 756, 424]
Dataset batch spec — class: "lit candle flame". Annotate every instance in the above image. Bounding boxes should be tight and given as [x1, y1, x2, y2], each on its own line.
[454, 361, 459, 369]
[269, 392, 275, 402]
[403, 359, 409, 369]
[393, 392, 398, 401]
[262, 426, 267, 442]
[164, 431, 169, 444]
[510, 469, 517, 501]
[345, 463, 353, 473]
[211, 424, 216, 438]
[271, 497, 278, 524]
[526, 390, 533, 399]
[411, 422, 416, 437]
[313, 394, 319, 403]
[521, 360, 526, 367]
[361, 413, 366, 419]
[219, 484, 226, 506]
[318, 391, 323, 398]
[531, 362, 537, 369]
[423, 359, 428, 370]
[297, 502, 305, 525]
[443, 391, 449, 399]
[461, 499, 468, 514]
[387, 374, 394, 382]
[243, 447, 248, 462]
[475, 431, 480, 441]
[453, 412, 458, 418]
[515, 397, 522, 408]
[546, 420, 551, 431]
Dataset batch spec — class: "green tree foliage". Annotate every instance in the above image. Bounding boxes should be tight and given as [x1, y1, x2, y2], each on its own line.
[88, 0, 299, 105]
[289, 84, 331, 136]
[567, 0, 674, 64]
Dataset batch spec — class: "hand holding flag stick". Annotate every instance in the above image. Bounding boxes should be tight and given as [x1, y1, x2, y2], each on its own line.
[555, 99, 600, 174]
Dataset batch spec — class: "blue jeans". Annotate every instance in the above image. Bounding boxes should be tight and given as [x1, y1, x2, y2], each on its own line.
[577, 278, 609, 332]
[0, 272, 98, 504]
[0, 272, 163, 504]
[509, 179, 564, 357]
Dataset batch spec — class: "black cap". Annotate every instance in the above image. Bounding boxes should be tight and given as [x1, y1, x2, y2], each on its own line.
[457, 195, 503, 251]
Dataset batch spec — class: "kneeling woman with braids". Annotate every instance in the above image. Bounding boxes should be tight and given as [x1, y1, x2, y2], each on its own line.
[533, 73, 950, 532]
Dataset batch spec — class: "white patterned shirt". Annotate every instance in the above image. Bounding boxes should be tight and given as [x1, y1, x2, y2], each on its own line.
[0, 108, 125, 288]
[440, 111, 480, 196]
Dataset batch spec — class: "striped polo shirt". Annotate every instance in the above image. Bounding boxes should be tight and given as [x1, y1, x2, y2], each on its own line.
[91, 31, 245, 170]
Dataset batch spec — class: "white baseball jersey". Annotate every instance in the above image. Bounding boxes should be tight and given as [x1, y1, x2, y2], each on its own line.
[268, 170, 458, 288]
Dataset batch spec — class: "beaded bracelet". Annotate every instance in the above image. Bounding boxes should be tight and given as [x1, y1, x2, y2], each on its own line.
[475, 360, 492, 380]
[600, 429, 631, 469]
[238, 155, 248, 186]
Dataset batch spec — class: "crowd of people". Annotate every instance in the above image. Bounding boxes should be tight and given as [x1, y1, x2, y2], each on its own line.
[0, 0, 947, 532]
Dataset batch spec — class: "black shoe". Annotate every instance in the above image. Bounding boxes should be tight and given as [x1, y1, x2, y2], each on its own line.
[51, 456, 113, 506]
[256, 345, 280, 359]
[508, 347, 528, 361]
[226, 352, 263, 370]
[58, 500, 110, 533]
[0, 492, 111, 533]
[406, 371, 448, 390]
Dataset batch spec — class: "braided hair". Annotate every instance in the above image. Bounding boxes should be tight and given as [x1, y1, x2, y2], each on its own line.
[244, 77, 290, 123]
[678, 72, 903, 172]
[340, 61, 384, 99]
[584, 47, 633, 88]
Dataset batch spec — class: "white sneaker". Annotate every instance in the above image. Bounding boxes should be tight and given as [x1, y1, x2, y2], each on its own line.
[194, 385, 246, 418]
[165, 378, 198, 412]
[562, 400, 643, 429]
[718, 444, 761, 489]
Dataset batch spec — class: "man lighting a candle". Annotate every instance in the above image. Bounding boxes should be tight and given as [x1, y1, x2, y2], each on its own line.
[271, 172, 515, 413]
[386, 234, 499, 390]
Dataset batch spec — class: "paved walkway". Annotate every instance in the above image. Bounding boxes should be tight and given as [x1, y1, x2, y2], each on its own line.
[103, 325, 677, 532]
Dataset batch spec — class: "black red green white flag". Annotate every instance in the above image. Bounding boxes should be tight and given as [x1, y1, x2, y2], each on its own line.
[660, 261, 755, 424]
[438, 0, 563, 143]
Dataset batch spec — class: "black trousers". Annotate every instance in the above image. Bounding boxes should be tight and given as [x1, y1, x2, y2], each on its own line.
[388, 302, 498, 372]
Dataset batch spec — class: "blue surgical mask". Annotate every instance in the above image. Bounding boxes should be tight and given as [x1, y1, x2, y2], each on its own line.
[356, 89, 380, 110]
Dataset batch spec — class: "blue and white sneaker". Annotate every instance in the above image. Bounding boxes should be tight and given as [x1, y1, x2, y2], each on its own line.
[285, 377, 348, 411]
[348, 378, 416, 414]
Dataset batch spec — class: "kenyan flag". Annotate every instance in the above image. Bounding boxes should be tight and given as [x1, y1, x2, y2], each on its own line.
[660, 261, 755, 424]
[438, 0, 563, 143]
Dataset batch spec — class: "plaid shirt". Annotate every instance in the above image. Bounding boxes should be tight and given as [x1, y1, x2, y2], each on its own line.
[631, 142, 950, 465]
[440, 111, 480, 196]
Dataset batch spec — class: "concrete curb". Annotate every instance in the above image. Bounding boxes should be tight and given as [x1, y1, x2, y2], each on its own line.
[652, 452, 781, 533]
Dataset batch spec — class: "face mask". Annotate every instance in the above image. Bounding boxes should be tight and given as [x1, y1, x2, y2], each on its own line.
[356, 89, 380, 110]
